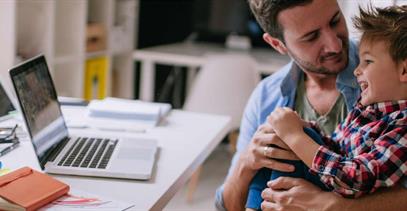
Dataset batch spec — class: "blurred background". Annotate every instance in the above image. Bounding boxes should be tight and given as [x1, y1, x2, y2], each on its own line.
[0, 0, 405, 210]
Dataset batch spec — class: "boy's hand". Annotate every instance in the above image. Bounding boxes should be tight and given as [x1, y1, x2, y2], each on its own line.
[267, 107, 303, 140]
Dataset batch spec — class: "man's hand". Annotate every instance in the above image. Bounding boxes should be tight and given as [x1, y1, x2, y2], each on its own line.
[261, 177, 340, 211]
[240, 123, 299, 172]
[223, 123, 299, 211]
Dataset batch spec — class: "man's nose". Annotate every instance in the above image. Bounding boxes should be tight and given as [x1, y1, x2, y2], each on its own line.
[323, 30, 342, 53]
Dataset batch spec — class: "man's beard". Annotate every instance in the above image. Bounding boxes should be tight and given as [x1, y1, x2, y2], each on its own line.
[287, 38, 349, 75]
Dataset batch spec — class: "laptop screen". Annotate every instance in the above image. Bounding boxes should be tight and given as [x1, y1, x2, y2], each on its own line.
[10, 55, 68, 158]
[0, 83, 16, 120]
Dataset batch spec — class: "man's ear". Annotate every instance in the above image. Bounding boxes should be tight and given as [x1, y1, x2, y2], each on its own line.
[400, 59, 407, 82]
[263, 33, 288, 55]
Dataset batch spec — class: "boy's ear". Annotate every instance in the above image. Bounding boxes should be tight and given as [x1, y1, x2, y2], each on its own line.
[263, 33, 288, 55]
[400, 59, 407, 82]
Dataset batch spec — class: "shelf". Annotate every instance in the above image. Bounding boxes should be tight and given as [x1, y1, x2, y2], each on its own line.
[54, 1, 86, 58]
[2, 0, 138, 99]
[53, 62, 84, 97]
[53, 55, 83, 65]
[16, 1, 54, 61]
[111, 54, 134, 98]
[86, 51, 109, 59]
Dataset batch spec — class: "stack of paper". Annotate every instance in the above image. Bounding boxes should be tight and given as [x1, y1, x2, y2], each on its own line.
[40, 188, 134, 211]
[87, 97, 171, 126]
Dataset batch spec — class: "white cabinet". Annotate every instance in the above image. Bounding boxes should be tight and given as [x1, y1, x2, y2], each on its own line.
[0, 0, 138, 99]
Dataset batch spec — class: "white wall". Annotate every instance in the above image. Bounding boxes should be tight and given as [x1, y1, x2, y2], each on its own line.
[0, 1, 16, 92]
[0, 2, 16, 75]
[338, 0, 405, 40]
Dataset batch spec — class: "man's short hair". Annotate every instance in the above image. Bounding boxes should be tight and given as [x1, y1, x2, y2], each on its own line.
[353, 5, 407, 62]
[247, 0, 312, 41]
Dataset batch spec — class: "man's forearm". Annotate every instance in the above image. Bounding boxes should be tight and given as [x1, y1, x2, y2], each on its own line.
[223, 161, 256, 211]
[327, 185, 407, 211]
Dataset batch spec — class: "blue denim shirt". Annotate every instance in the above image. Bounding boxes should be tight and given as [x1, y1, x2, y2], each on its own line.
[215, 40, 360, 210]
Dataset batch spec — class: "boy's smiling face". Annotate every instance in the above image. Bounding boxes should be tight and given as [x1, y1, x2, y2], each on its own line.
[354, 39, 404, 106]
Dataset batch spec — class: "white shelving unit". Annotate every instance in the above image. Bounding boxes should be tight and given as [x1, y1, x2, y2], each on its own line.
[0, 0, 138, 99]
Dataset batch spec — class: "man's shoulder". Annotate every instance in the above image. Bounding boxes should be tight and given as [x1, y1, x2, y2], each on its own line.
[257, 62, 292, 92]
[248, 62, 293, 120]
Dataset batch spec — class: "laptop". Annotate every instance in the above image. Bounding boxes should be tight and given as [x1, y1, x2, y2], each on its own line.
[0, 81, 16, 122]
[9, 55, 157, 180]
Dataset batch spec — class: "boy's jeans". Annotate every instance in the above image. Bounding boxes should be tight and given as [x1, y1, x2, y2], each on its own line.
[246, 128, 330, 210]
[270, 127, 329, 188]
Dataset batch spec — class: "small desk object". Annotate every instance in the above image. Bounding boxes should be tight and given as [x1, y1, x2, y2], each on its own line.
[133, 42, 290, 101]
[1, 106, 231, 210]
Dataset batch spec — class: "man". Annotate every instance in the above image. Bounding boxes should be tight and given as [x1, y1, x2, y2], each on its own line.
[215, 0, 407, 210]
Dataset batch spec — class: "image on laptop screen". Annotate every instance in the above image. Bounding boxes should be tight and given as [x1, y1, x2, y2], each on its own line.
[11, 56, 68, 157]
[0, 83, 15, 120]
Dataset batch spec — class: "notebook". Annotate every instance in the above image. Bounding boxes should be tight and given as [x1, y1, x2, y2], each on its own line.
[88, 97, 171, 125]
[0, 166, 69, 211]
[9, 55, 157, 180]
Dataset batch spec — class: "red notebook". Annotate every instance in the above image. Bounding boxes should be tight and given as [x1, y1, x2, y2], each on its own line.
[0, 167, 69, 211]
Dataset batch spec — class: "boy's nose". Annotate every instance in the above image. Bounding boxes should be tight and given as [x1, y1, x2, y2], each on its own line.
[354, 66, 362, 77]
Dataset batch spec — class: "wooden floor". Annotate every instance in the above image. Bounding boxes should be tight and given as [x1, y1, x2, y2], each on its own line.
[164, 143, 233, 211]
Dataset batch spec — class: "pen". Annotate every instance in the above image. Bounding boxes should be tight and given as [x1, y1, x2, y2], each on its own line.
[0, 140, 20, 157]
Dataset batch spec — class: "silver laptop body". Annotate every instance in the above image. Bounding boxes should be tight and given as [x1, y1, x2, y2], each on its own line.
[9, 55, 157, 180]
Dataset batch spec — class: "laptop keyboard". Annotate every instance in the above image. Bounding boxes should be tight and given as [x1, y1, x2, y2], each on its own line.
[57, 137, 118, 169]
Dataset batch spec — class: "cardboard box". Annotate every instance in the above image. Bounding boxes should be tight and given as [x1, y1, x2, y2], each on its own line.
[86, 23, 107, 52]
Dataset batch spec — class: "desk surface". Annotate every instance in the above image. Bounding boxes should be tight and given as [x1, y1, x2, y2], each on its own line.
[1, 107, 231, 210]
[134, 42, 290, 74]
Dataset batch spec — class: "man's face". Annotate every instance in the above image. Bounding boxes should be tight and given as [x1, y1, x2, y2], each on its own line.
[278, 0, 349, 75]
[354, 39, 402, 106]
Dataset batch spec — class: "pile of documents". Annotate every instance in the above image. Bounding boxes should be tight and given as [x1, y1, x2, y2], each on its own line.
[87, 97, 172, 126]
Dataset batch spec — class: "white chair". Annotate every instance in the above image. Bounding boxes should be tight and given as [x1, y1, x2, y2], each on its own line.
[183, 54, 260, 130]
[183, 54, 260, 201]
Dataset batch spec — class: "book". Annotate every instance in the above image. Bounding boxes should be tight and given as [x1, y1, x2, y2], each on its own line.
[87, 97, 172, 126]
[0, 197, 24, 211]
[0, 167, 69, 211]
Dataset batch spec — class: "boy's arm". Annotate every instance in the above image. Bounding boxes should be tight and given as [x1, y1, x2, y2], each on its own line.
[267, 108, 325, 167]
[268, 108, 407, 197]
[282, 132, 320, 169]
[284, 127, 407, 198]
[308, 121, 343, 153]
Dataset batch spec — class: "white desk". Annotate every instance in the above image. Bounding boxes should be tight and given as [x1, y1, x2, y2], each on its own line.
[133, 42, 290, 101]
[1, 106, 231, 210]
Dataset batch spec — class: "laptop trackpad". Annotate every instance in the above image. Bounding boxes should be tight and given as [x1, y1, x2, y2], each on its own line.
[117, 147, 154, 161]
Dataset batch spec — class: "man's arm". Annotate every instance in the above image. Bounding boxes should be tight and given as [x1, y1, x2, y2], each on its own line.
[222, 155, 258, 211]
[215, 70, 299, 211]
[220, 124, 297, 211]
[261, 177, 407, 211]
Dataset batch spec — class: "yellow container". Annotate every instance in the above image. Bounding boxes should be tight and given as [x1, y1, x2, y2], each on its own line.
[84, 57, 108, 100]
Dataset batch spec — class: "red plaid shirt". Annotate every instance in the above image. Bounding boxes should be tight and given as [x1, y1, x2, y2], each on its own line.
[310, 100, 407, 198]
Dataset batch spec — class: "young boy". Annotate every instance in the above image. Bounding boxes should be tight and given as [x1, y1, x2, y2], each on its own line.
[247, 4, 407, 210]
